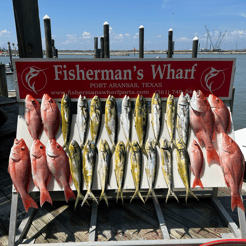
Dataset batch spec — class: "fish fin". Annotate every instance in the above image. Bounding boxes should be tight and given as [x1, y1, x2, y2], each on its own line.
[227, 114, 232, 134]
[40, 188, 53, 207]
[207, 147, 220, 165]
[22, 193, 38, 213]
[192, 177, 204, 189]
[75, 193, 89, 209]
[212, 125, 216, 143]
[188, 189, 199, 202]
[69, 174, 73, 186]
[166, 188, 179, 203]
[64, 187, 76, 202]
[116, 187, 124, 204]
[130, 190, 145, 204]
[146, 188, 158, 204]
[231, 194, 245, 212]
[82, 190, 98, 206]
[99, 192, 108, 206]
[165, 188, 171, 203]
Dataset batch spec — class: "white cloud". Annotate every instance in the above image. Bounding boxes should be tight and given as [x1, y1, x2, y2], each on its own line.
[82, 31, 92, 39]
[162, 0, 169, 8]
[240, 13, 246, 18]
[0, 29, 10, 37]
[61, 34, 78, 45]
[175, 37, 192, 43]
[133, 33, 139, 39]
[125, 33, 130, 37]
[157, 35, 162, 38]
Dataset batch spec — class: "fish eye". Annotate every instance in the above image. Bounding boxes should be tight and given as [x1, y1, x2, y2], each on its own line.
[57, 145, 60, 148]
[216, 98, 219, 102]
[204, 99, 206, 102]
[230, 139, 233, 143]
[21, 147, 25, 150]
[40, 145, 43, 149]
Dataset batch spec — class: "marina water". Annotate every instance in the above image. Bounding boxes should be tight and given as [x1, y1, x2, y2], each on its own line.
[1, 53, 245, 131]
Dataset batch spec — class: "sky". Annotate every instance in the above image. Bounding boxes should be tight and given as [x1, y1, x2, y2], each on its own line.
[0, 0, 246, 51]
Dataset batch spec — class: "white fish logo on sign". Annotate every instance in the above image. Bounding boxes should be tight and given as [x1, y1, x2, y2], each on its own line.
[21, 66, 48, 94]
[200, 67, 228, 93]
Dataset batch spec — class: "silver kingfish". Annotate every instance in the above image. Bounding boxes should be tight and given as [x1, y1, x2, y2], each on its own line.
[166, 94, 176, 145]
[90, 96, 101, 144]
[145, 138, 158, 203]
[176, 93, 190, 148]
[151, 93, 162, 145]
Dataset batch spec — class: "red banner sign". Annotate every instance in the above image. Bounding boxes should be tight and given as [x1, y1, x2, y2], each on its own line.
[13, 58, 235, 101]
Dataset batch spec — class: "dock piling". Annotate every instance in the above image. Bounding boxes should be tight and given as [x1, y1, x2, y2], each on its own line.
[139, 25, 144, 58]
[104, 22, 110, 58]
[43, 15, 52, 58]
[12, 0, 43, 58]
[0, 64, 8, 98]
[167, 28, 173, 58]
[192, 37, 199, 58]
[94, 37, 99, 58]
[100, 37, 104, 58]
[51, 39, 55, 58]
[7, 42, 13, 71]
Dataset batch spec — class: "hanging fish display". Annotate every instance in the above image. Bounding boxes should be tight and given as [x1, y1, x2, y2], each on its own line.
[166, 94, 176, 144]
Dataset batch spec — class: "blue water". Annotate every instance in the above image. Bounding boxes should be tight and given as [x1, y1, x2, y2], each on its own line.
[1, 53, 245, 130]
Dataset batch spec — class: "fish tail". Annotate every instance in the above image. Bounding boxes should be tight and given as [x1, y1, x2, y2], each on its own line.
[64, 187, 76, 203]
[75, 193, 89, 209]
[131, 190, 145, 204]
[166, 188, 179, 203]
[231, 194, 245, 212]
[192, 177, 204, 189]
[189, 189, 199, 202]
[82, 190, 98, 206]
[22, 193, 38, 213]
[99, 192, 108, 207]
[207, 147, 220, 165]
[116, 187, 124, 204]
[40, 188, 53, 207]
[146, 188, 158, 204]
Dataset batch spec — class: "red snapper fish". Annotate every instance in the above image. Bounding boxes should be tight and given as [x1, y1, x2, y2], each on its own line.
[8, 139, 38, 212]
[46, 139, 76, 202]
[25, 94, 43, 139]
[219, 133, 245, 212]
[189, 140, 204, 188]
[208, 94, 231, 134]
[41, 94, 61, 139]
[190, 90, 219, 165]
[31, 139, 52, 206]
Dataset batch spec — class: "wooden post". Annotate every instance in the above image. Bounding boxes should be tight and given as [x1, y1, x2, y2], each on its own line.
[167, 28, 173, 58]
[54, 48, 58, 58]
[104, 21, 110, 58]
[100, 36, 104, 58]
[43, 15, 52, 58]
[139, 25, 144, 58]
[51, 39, 55, 58]
[192, 36, 199, 58]
[12, 0, 43, 58]
[8, 42, 13, 70]
[94, 37, 99, 58]
[0, 64, 8, 97]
